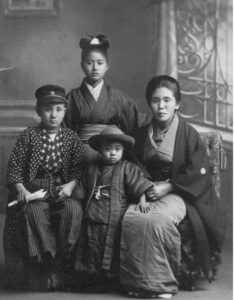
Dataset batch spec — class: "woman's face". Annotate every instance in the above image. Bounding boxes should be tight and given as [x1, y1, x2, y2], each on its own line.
[81, 50, 109, 86]
[150, 87, 179, 128]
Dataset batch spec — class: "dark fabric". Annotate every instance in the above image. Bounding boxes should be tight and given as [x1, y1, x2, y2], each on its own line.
[75, 160, 153, 276]
[133, 117, 227, 278]
[4, 125, 87, 264]
[185, 202, 212, 278]
[64, 81, 150, 136]
[4, 194, 22, 263]
[85, 165, 112, 224]
[17, 199, 83, 262]
[7, 125, 87, 186]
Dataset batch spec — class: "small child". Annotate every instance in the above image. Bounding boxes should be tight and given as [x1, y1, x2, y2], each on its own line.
[74, 126, 153, 291]
[4, 85, 87, 291]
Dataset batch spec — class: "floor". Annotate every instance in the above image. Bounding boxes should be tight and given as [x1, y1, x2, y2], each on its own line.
[0, 213, 232, 300]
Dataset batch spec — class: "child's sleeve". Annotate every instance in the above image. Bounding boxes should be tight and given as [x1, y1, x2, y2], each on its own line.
[124, 161, 153, 200]
[71, 172, 86, 201]
[7, 130, 30, 187]
[70, 134, 88, 183]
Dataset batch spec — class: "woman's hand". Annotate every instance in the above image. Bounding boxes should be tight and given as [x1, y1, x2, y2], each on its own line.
[136, 193, 151, 214]
[15, 183, 32, 204]
[58, 180, 77, 200]
[146, 181, 173, 201]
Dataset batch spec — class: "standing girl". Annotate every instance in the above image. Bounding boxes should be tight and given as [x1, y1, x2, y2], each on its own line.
[64, 34, 149, 161]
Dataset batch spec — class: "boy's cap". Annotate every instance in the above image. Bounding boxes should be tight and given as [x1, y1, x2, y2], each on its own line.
[88, 126, 135, 151]
[35, 85, 67, 105]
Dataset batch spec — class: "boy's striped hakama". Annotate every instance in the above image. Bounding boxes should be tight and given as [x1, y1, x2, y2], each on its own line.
[18, 198, 83, 262]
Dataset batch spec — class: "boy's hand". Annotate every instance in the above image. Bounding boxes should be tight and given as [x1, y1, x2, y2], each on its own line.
[136, 193, 151, 214]
[15, 183, 32, 204]
[136, 202, 151, 214]
[17, 189, 32, 204]
[58, 180, 77, 200]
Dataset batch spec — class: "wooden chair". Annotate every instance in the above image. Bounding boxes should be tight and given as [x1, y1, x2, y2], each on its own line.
[178, 131, 227, 290]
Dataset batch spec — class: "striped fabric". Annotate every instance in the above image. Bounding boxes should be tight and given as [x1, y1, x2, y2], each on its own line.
[4, 125, 87, 264]
[18, 199, 83, 262]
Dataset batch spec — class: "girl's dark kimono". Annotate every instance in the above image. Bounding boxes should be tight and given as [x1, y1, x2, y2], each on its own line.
[65, 80, 148, 137]
[4, 125, 87, 265]
[120, 117, 226, 294]
[75, 160, 153, 282]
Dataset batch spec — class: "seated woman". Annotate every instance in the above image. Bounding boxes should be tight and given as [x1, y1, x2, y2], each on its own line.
[120, 75, 226, 299]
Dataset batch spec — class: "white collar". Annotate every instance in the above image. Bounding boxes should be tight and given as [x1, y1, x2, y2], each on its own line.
[85, 80, 104, 101]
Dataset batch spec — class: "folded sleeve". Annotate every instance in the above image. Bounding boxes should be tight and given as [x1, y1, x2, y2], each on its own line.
[69, 134, 87, 182]
[171, 131, 213, 200]
[7, 130, 30, 187]
[124, 161, 153, 200]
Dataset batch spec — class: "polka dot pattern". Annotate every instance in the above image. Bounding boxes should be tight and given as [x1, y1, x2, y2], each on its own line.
[7, 125, 87, 186]
[40, 128, 63, 172]
[4, 125, 87, 263]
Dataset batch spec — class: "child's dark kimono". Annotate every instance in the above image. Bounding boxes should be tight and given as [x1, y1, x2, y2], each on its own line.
[75, 159, 153, 282]
[4, 125, 87, 268]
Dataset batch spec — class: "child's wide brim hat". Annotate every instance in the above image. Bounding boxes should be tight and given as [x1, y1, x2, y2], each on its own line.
[88, 126, 135, 151]
[35, 84, 67, 106]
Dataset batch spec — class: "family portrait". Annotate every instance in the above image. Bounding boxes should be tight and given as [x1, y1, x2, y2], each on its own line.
[0, 0, 232, 299]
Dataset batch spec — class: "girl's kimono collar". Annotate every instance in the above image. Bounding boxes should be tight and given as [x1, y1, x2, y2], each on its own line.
[84, 80, 104, 101]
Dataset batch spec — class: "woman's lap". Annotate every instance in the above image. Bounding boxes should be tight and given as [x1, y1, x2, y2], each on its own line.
[125, 193, 186, 225]
[120, 194, 186, 293]
[150, 193, 186, 225]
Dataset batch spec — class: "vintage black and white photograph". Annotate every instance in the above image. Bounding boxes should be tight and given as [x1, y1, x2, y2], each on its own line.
[0, 0, 232, 299]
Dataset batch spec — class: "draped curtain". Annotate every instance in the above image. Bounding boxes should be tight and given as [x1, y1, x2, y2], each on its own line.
[151, 0, 178, 78]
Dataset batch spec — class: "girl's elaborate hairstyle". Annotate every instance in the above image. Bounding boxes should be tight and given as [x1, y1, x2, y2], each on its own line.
[145, 75, 181, 105]
[80, 35, 110, 61]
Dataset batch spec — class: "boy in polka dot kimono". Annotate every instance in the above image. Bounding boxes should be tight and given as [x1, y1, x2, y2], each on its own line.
[4, 85, 87, 291]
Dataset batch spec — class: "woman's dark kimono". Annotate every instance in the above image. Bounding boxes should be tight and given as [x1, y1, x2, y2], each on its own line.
[120, 116, 226, 294]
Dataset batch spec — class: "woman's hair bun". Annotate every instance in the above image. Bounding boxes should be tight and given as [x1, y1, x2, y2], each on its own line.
[79, 35, 110, 50]
[79, 35, 93, 50]
[96, 35, 110, 49]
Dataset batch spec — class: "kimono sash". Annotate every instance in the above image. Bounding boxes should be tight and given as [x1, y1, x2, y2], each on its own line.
[78, 124, 109, 143]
